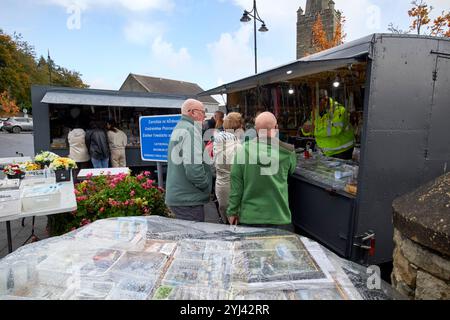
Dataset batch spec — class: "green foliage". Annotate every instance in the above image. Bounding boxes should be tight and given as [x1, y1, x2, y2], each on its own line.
[48, 171, 173, 236]
[0, 29, 88, 114]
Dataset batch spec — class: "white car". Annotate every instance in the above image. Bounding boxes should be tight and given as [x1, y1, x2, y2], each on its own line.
[0, 118, 7, 131]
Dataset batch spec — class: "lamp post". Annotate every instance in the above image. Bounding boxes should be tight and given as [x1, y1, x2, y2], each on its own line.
[240, 0, 268, 74]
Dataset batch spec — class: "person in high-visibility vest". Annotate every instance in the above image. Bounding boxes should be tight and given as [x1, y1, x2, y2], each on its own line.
[302, 90, 355, 160]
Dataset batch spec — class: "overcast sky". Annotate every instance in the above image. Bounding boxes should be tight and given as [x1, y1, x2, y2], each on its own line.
[1, 0, 448, 96]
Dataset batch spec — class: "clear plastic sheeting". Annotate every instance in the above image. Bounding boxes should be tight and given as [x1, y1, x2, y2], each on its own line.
[296, 156, 359, 194]
[0, 216, 404, 300]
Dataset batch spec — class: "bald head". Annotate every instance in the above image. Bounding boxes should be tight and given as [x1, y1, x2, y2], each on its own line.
[181, 99, 203, 115]
[255, 112, 278, 137]
[181, 99, 205, 122]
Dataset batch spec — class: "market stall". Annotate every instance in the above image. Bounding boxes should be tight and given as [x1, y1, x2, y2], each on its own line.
[31, 86, 187, 167]
[200, 34, 450, 265]
[0, 216, 402, 300]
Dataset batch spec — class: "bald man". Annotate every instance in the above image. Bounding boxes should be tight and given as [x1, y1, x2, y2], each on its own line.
[226, 112, 297, 231]
[165, 99, 212, 222]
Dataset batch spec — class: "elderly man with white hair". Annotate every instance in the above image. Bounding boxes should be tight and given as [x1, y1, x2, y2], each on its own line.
[165, 99, 212, 222]
[226, 112, 297, 231]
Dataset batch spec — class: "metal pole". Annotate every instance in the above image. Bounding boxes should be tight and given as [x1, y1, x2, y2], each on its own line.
[253, 0, 257, 74]
[157, 162, 164, 188]
[6, 221, 12, 253]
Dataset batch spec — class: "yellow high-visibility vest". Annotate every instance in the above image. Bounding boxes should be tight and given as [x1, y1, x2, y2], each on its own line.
[302, 98, 355, 157]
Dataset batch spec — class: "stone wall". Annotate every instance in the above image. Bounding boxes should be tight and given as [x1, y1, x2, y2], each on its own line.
[392, 229, 450, 299]
[392, 173, 450, 300]
[296, 6, 340, 59]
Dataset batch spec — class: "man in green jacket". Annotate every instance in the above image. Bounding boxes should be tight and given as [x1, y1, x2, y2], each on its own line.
[227, 112, 297, 231]
[165, 99, 212, 222]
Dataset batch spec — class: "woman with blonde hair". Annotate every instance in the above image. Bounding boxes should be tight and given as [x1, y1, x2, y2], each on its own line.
[213, 112, 244, 223]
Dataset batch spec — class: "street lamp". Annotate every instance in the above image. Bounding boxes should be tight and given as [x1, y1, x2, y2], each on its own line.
[240, 0, 268, 74]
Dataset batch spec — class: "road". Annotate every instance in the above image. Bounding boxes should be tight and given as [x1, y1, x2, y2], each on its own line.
[0, 132, 34, 158]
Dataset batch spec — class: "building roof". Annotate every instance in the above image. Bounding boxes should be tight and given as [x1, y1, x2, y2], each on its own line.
[121, 73, 219, 105]
[39, 86, 186, 109]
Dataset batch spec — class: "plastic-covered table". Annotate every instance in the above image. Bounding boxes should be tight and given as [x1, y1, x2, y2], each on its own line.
[0, 216, 404, 300]
[0, 182, 77, 253]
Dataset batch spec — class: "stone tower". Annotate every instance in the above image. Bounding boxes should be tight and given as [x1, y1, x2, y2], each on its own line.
[297, 0, 341, 59]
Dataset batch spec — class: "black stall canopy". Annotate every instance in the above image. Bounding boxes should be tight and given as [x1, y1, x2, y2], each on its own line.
[199, 34, 373, 96]
[40, 88, 185, 109]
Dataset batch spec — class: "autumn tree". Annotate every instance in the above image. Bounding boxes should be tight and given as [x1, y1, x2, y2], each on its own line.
[388, 1, 450, 37]
[0, 91, 20, 116]
[430, 11, 450, 37]
[408, 0, 432, 35]
[0, 29, 89, 114]
[311, 13, 346, 54]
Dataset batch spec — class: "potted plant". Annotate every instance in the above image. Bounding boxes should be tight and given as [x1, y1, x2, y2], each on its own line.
[3, 163, 26, 180]
[34, 151, 60, 169]
[50, 157, 77, 182]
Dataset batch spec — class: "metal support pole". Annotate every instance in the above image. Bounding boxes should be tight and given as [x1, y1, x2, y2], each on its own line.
[6, 221, 12, 253]
[253, 0, 258, 74]
[157, 162, 164, 188]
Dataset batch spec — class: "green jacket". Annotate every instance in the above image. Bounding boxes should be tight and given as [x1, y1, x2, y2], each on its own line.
[226, 138, 297, 225]
[302, 98, 355, 157]
[165, 115, 212, 207]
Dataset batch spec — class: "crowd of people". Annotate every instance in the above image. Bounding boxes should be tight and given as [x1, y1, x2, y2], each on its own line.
[67, 120, 128, 170]
[165, 99, 297, 230]
[64, 94, 353, 231]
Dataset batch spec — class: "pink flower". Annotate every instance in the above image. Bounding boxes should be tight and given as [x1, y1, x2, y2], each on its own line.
[137, 174, 144, 181]
[99, 207, 105, 213]
[76, 196, 88, 202]
[80, 218, 91, 226]
[130, 190, 136, 197]
[109, 183, 116, 189]
[143, 171, 151, 177]
[74, 189, 80, 195]
[86, 173, 93, 179]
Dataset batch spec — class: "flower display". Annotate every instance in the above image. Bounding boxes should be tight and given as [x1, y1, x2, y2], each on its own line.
[34, 151, 60, 166]
[47, 171, 172, 236]
[23, 162, 41, 171]
[50, 157, 77, 170]
[3, 163, 26, 176]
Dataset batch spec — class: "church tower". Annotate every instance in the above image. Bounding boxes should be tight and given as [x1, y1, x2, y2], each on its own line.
[296, 0, 341, 59]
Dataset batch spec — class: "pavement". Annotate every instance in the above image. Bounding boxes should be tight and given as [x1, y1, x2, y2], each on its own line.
[0, 131, 34, 158]
[0, 132, 222, 259]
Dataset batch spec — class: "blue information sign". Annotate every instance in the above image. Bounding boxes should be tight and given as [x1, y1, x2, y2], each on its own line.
[139, 115, 181, 162]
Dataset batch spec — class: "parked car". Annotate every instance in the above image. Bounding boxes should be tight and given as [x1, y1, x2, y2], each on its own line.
[0, 118, 7, 131]
[2, 117, 33, 133]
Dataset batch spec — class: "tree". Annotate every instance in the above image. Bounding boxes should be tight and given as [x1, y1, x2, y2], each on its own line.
[408, 0, 432, 35]
[0, 29, 89, 114]
[388, 1, 450, 37]
[431, 11, 450, 37]
[311, 13, 346, 54]
[0, 91, 20, 116]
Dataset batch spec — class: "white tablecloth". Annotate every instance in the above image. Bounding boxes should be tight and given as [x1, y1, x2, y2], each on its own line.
[0, 182, 77, 223]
